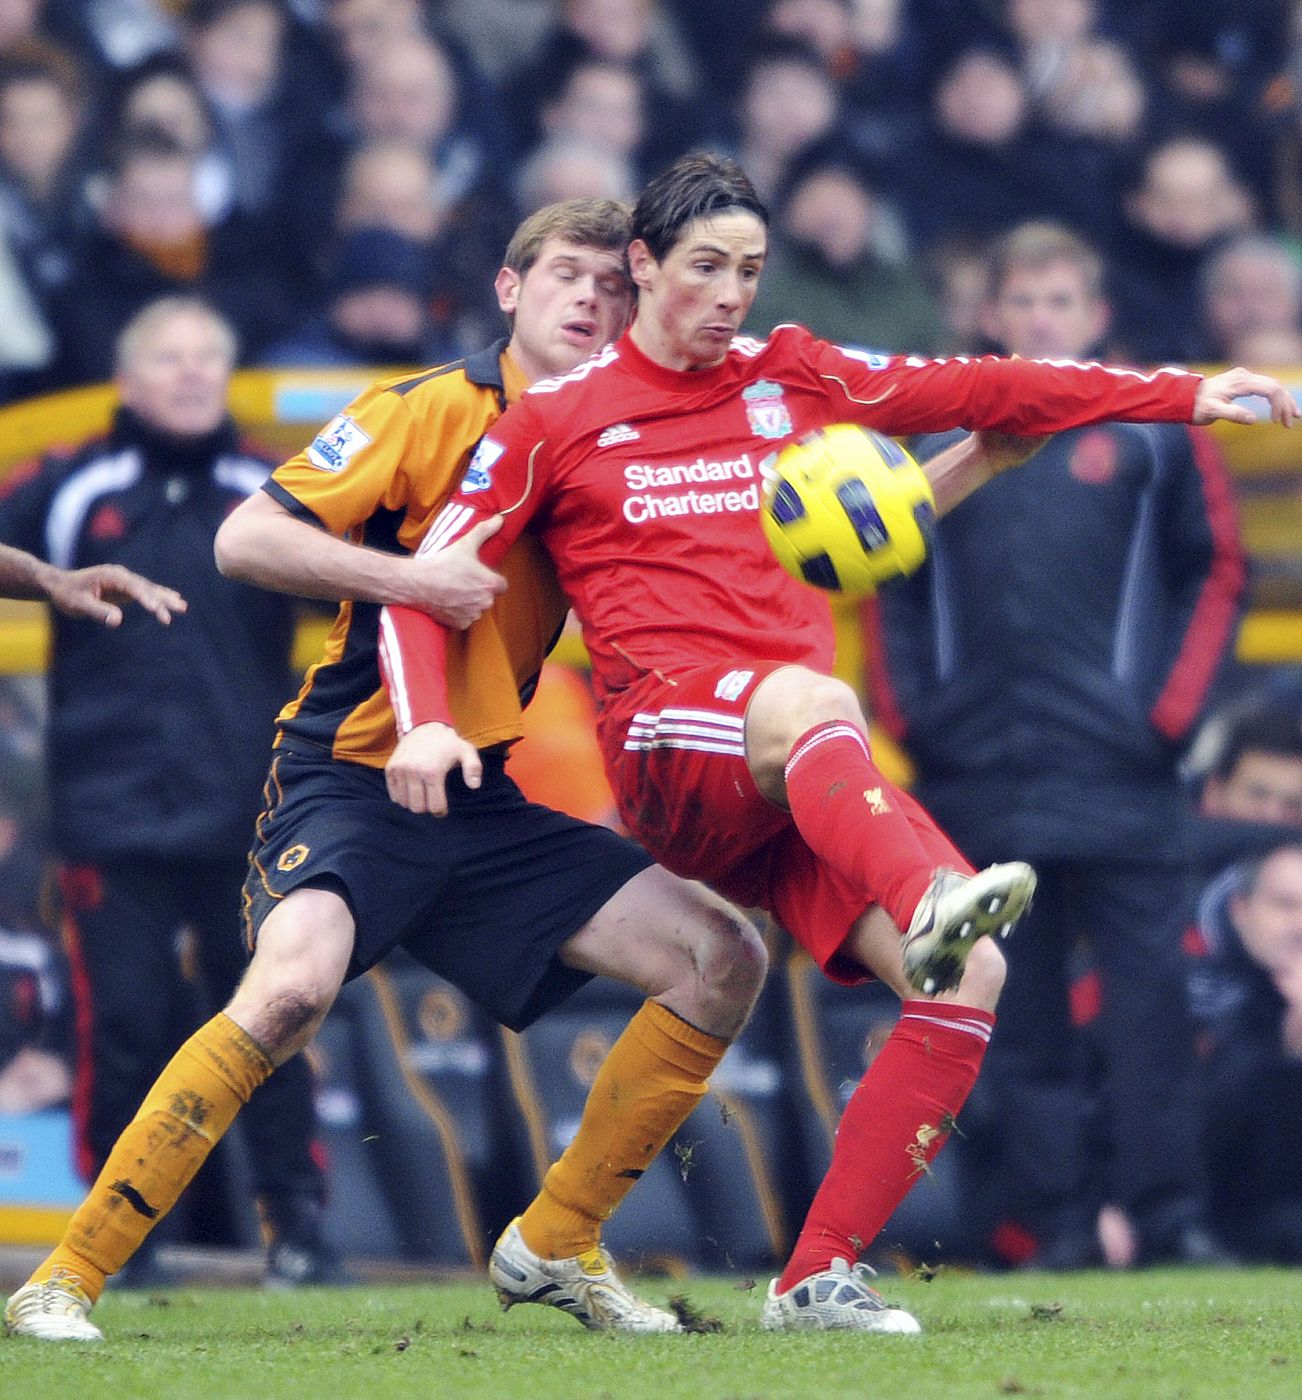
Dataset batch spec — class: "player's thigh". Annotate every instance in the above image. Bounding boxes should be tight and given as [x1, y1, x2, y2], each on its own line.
[744, 663, 867, 801]
[558, 865, 764, 994]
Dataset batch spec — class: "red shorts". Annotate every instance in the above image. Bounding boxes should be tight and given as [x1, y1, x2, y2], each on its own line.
[602, 662, 971, 985]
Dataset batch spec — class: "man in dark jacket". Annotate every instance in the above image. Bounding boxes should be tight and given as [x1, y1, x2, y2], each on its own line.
[1190, 842, 1302, 1262]
[0, 295, 331, 1285]
[872, 221, 1242, 1268]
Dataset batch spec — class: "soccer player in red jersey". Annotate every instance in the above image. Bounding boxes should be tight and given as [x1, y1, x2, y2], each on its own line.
[379, 154, 1297, 1332]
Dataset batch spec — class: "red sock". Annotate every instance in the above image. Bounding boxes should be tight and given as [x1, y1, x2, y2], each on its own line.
[784, 722, 934, 930]
[893, 784, 975, 877]
[778, 1000, 995, 1291]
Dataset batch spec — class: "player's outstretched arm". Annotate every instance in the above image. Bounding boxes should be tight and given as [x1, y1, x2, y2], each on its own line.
[385, 721, 482, 816]
[1193, 368, 1299, 426]
[0, 548, 187, 626]
[216, 489, 505, 627]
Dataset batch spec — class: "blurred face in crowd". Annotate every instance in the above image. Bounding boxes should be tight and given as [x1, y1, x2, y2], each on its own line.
[1007, 0, 1094, 49]
[326, 0, 424, 70]
[122, 73, 212, 152]
[353, 40, 456, 149]
[106, 153, 204, 245]
[1130, 140, 1253, 249]
[1229, 846, 1302, 976]
[741, 58, 837, 161]
[517, 138, 635, 212]
[0, 75, 78, 195]
[563, 0, 653, 62]
[850, 0, 902, 53]
[629, 211, 767, 371]
[982, 256, 1107, 360]
[784, 168, 875, 267]
[338, 139, 444, 241]
[189, 0, 285, 111]
[1204, 244, 1302, 357]
[497, 236, 631, 381]
[936, 51, 1027, 146]
[1204, 751, 1302, 826]
[543, 61, 644, 162]
[332, 285, 425, 348]
[1044, 39, 1145, 142]
[0, 0, 41, 49]
[116, 306, 234, 437]
[767, 0, 854, 61]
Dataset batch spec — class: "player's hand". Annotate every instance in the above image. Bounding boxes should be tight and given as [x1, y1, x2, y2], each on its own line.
[969, 429, 1054, 476]
[409, 515, 507, 629]
[45, 563, 188, 627]
[1194, 368, 1300, 426]
[385, 721, 482, 816]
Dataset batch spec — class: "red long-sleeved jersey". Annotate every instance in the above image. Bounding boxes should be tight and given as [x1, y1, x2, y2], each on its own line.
[380, 324, 1202, 737]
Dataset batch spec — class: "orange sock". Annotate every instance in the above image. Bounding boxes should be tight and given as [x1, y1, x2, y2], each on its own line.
[518, 1000, 727, 1260]
[29, 1013, 273, 1301]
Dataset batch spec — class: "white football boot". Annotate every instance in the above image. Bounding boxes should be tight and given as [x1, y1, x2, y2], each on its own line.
[489, 1219, 683, 1333]
[4, 1277, 103, 1342]
[762, 1258, 921, 1334]
[902, 862, 1037, 995]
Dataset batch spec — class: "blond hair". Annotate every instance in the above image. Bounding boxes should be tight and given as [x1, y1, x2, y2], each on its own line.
[114, 296, 238, 373]
[985, 222, 1103, 301]
[502, 197, 631, 278]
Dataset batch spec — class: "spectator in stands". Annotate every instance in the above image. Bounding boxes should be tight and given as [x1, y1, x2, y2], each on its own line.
[1199, 233, 1302, 364]
[260, 225, 456, 368]
[746, 152, 941, 351]
[872, 221, 1242, 1269]
[49, 127, 292, 386]
[923, 236, 990, 352]
[1201, 707, 1302, 828]
[760, 0, 924, 144]
[515, 134, 636, 215]
[184, 0, 317, 225]
[0, 295, 334, 1286]
[1190, 841, 1302, 1263]
[730, 38, 840, 202]
[0, 44, 86, 345]
[104, 53, 233, 225]
[896, 46, 1057, 254]
[535, 56, 647, 184]
[334, 136, 445, 243]
[506, 0, 704, 173]
[1110, 136, 1256, 364]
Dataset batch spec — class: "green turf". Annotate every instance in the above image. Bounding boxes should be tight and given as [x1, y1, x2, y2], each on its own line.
[2, 1269, 1299, 1400]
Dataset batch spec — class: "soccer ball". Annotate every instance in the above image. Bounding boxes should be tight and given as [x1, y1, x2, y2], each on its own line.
[759, 424, 936, 598]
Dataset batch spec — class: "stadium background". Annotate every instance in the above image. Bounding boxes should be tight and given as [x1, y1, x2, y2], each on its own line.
[1, 0, 1301, 1278]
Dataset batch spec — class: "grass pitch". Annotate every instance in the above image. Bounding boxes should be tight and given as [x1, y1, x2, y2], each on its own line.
[1, 1268, 1298, 1400]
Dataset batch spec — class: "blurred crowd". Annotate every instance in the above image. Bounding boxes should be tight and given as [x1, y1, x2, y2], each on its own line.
[5, 1, 1302, 402]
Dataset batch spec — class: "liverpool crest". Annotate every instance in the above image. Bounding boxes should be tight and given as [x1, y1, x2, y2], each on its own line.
[742, 380, 793, 440]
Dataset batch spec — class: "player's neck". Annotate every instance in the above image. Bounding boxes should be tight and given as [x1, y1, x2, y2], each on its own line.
[628, 316, 727, 374]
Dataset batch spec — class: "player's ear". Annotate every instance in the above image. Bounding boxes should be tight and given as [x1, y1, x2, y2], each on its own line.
[495, 265, 522, 315]
[627, 239, 656, 291]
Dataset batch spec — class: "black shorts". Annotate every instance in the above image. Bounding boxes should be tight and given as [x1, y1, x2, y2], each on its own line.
[242, 739, 655, 1030]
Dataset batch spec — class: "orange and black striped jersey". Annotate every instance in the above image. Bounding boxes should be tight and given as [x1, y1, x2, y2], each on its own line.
[267, 341, 567, 767]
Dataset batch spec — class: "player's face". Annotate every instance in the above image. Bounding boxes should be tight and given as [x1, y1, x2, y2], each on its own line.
[628, 211, 767, 371]
[497, 237, 632, 380]
[982, 258, 1107, 361]
[116, 309, 234, 438]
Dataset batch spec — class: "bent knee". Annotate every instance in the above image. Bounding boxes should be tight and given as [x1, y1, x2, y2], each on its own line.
[698, 904, 768, 998]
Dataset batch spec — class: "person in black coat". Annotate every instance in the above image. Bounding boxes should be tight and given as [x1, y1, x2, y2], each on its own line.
[872, 221, 1242, 1268]
[0, 294, 333, 1285]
